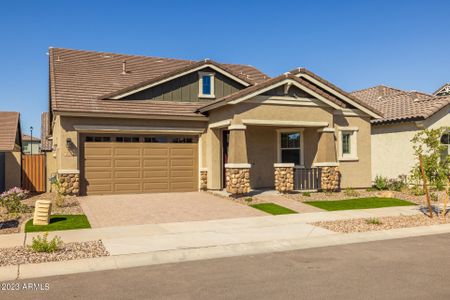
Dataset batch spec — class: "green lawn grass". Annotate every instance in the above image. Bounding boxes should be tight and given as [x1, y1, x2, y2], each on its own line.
[305, 197, 416, 211]
[25, 215, 91, 232]
[250, 203, 297, 215]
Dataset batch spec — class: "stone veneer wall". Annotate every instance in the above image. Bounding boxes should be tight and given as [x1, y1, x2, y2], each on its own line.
[320, 166, 340, 191]
[225, 168, 250, 194]
[274, 167, 294, 193]
[200, 170, 207, 191]
[58, 173, 80, 196]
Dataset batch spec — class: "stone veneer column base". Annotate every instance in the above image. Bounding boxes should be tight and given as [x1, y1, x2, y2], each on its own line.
[320, 166, 340, 191]
[58, 172, 80, 196]
[200, 169, 208, 191]
[274, 163, 294, 193]
[225, 165, 251, 195]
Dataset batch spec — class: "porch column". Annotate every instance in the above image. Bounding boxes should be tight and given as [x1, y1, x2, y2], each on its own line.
[225, 124, 251, 195]
[315, 128, 340, 191]
[274, 163, 294, 193]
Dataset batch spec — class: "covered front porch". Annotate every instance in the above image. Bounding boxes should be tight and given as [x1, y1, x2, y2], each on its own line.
[218, 119, 340, 195]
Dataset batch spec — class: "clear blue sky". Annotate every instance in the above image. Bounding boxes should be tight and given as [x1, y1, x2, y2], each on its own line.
[0, 0, 449, 136]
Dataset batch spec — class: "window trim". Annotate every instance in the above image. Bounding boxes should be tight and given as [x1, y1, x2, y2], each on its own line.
[338, 127, 358, 161]
[276, 129, 304, 167]
[198, 71, 215, 99]
[440, 130, 450, 155]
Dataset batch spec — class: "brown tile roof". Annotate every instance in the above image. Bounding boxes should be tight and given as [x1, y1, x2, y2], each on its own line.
[49, 48, 268, 117]
[0, 112, 20, 152]
[350, 85, 450, 124]
[40, 112, 52, 151]
[22, 134, 40, 142]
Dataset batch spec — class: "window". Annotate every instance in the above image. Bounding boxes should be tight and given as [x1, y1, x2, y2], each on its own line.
[85, 136, 111, 142]
[144, 136, 198, 143]
[440, 132, 450, 159]
[342, 132, 351, 154]
[116, 137, 140, 143]
[144, 137, 167, 143]
[198, 71, 215, 98]
[339, 128, 358, 160]
[279, 132, 302, 165]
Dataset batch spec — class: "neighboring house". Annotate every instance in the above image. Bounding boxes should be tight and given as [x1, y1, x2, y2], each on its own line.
[0, 112, 22, 192]
[351, 85, 450, 180]
[45, 48, 381, 196]
[22, 134, 41, 154]
[434, 83, 450, 96]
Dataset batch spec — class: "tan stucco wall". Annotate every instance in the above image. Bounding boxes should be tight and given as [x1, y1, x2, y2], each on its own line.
[334, 114, 372, 188]
[46, 151, 57, 192]
[371, 105, 450, 180]
[209, 102, 334, 125]
[5, 151, 21, 189]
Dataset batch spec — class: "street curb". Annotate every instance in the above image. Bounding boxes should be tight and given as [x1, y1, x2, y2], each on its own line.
[3, 223, 450, 280]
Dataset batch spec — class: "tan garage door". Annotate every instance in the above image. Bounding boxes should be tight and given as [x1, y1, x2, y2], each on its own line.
[82, 135, 198, 195]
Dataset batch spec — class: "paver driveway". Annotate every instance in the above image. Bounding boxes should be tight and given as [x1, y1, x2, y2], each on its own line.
[79, 192, 266, 228]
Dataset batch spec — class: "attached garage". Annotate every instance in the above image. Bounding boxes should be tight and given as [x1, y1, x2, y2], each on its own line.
[82, 135, 199, 195]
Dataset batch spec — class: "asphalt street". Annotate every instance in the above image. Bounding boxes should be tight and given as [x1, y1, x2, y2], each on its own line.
[2, 233, 450, 300]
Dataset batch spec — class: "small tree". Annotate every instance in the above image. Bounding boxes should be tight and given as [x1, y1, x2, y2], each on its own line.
[410, 128, 450, 217]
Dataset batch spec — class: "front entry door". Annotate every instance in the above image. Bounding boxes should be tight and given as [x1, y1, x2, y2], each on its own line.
[222, 130, 230, 188]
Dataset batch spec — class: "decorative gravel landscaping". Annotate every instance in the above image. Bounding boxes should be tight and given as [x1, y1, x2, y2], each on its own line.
[250, 203, 297, 215]
[25, 215, 91, 232]
[305, 197, 416, 211]
[312, 214, 449, 233]
[0, 240, 109, 267]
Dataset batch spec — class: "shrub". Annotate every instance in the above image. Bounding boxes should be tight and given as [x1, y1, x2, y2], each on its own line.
[373, 175, 388, 190]
[302, 192, 311, 197]
[365, 218, 382, 225]
[30, 232, 63, 253]
[387, 176, 407, 192]
[343, 188, 359, 197]
[410, 128, 449, 191]
[430, 192, 439, 202]
[244, 197, 253, 203]
[0, 187, 30, 213]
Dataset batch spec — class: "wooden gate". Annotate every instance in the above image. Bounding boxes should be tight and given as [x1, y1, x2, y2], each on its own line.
[22, 154, 46, 192]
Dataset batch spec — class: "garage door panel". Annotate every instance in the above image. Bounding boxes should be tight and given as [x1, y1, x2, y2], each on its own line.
[84, 146, 112, 157]
[170, 181, 196, 190]
[170, 148, 196, 157]
[170, 170, 195, 178]
[143, 148, 169, 156]
[143, 170, 169, 178]
[84, 171, 112, 179]
[83, 135, 198, 195]
[86, 182, 113, 193]
[115, 148, 141, 156]
[143, 159, 169, 168]
[114, 183, 142, 192]
[171, 159, 195, 167]
[85, 160, 113, 168]
[114, 170, 142, 179]
[114, 159, 141, 168]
